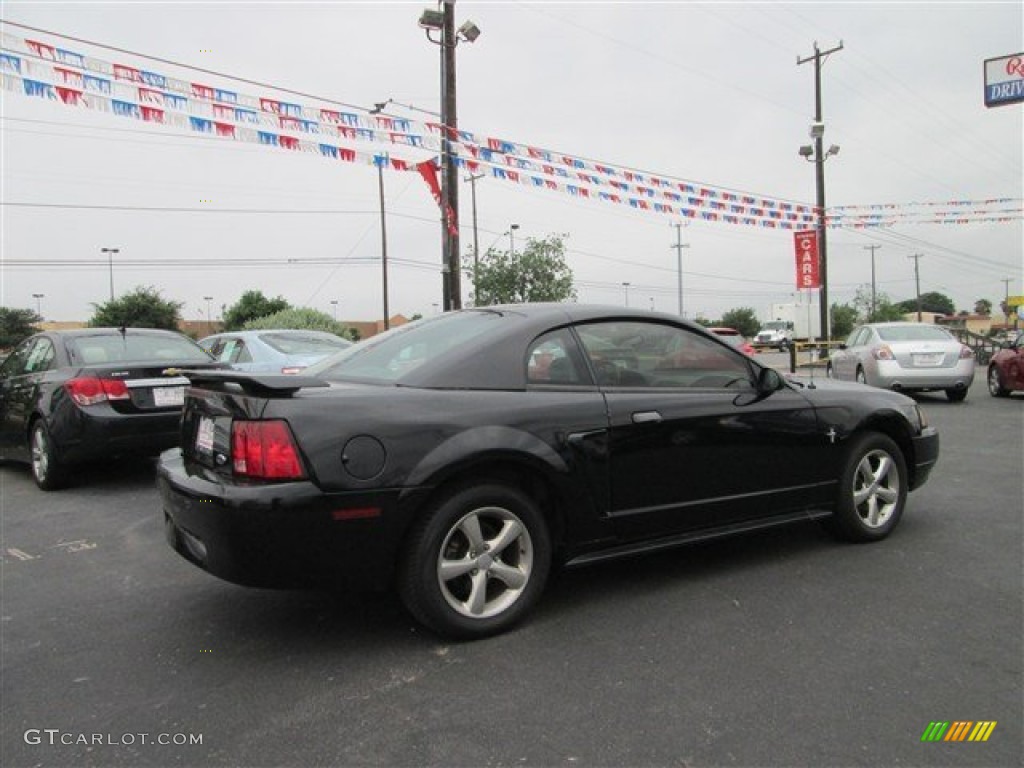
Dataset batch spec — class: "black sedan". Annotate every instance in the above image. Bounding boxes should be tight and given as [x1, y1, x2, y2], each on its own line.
[0, 328, 220, 490]
[158, 305, 940, 638]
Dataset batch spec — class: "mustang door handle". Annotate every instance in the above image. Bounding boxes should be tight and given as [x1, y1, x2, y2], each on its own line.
[631, 411, 662, 424]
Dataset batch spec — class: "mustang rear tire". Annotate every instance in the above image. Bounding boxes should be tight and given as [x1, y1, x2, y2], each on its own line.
[399, 483, 551, 639]
[825, 432, 907, 542]
[30, 420, 68, 491]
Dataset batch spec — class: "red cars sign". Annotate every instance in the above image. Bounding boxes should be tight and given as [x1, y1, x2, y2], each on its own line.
[793, 230, 821, 289]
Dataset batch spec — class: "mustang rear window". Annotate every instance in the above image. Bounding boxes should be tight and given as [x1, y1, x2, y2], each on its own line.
[307, 311, 503, 383]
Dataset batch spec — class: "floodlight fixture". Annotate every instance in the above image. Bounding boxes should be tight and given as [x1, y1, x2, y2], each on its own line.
[418, 8, 444, 30]
[458, 20, 481, 43]
[798, 145, 814, 158]
[827, 144, 840, 157]
[809, 121, 825, 139]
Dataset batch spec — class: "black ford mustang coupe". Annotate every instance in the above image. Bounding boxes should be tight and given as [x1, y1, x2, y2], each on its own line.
[159, 305, 939, 638]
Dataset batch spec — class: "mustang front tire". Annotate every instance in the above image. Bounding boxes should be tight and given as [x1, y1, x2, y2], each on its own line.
[399, 483, 552, 639]
[825, 432, 907, 542]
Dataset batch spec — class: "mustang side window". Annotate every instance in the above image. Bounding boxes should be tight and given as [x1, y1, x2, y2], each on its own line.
[526, 331, 586, 385]
[577, 321, 753, 389]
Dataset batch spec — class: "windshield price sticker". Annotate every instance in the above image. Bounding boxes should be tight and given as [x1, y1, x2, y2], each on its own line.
[195, 417, 215, 454]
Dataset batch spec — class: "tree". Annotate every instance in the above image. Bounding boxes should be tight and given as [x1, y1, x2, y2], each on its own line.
[718, 307, 759, 338]
[243, 307, 355, 340]
[830, 303, 859, 339]
[222, 290, 291, 331]
[469, 234, 576, 305]
[895, 291, 955, 317]
[974, 298, 992, 316]
[89, 286, 182, 330]
[0, 307, 42, 349]
[852, 285, 904, 323]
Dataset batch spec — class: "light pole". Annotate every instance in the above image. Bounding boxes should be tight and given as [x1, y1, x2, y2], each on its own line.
[466, 171, 485, 304]
[509, 223, 519, 256]
[798, 41, 843, 342]
[671, 222, 690, 317]
[864, 244, 880, 320]
[331, 300, 338, 322]
[32, 293, 44, 318]
[622, 282, 631, 308]
[418, 2, 481, 312]
[203, 296, 213, 335]
[101, 247, 119, 301]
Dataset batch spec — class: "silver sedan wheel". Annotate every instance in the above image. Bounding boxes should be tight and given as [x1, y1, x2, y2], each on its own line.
[436, 506, 534, 620]
[851, 448, 900, 529]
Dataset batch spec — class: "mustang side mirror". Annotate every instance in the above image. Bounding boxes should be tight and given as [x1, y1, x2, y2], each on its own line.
[757, 367, 784, 394]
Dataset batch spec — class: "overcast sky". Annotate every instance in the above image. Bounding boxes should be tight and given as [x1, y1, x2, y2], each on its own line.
[1, 1, 1021, 327]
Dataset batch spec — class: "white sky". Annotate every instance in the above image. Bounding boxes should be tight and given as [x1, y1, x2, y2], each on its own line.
[1, 1, 1022, 326]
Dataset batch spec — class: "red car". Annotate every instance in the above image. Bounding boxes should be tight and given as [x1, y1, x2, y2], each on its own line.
[708, 327, 756, 356]
[988, 333, 1024, 396]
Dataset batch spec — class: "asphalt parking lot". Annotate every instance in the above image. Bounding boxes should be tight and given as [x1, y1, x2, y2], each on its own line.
[2, 372, 1021, 767]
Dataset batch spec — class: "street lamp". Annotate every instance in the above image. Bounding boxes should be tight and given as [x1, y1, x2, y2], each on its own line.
[32, 293, 44, 318]
[330, 300, 339, 322]
[509, 223, 519, 256]
[419, 2, 482, 312]
[203, 296, 213, 335]
[798, 128, 839, 344]
[465, 172, 485, 304]
[622, 282, 631, 307]
[101, 247, 119, 301]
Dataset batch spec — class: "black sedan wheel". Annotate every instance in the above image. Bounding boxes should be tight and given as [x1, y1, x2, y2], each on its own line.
[988, 367, 1009, 397]
[30, 420, 67, 491]
[825, 433, 906, 542]
[399, 483, 551, 639]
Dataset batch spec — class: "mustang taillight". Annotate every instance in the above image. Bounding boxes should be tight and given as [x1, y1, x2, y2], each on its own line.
[231, 420, 305, 480]
[871, 345, 895, 361]
[65, 376, 130, 406]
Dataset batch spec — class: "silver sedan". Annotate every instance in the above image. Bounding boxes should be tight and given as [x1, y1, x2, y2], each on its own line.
[827, 322, 975, 402]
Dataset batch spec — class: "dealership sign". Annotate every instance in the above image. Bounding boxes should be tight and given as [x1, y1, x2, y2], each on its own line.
[984, 53, 1024, 107]
[793, 230, 820, 289]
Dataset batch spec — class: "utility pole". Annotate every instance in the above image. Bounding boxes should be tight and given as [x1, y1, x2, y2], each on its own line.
[864, 244, 880, 320]
[378, 163, 390, 330]
[441, 1, 461, 311]
[798, 41, 843, 341]
[909, 253, 923, 321]
[671, 222, 690, 317]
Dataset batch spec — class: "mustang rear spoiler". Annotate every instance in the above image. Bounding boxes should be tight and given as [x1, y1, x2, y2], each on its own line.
[162, 368, 329, 396]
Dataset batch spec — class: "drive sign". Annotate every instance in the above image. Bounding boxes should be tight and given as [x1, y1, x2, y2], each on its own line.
[793, 230, 821, 289]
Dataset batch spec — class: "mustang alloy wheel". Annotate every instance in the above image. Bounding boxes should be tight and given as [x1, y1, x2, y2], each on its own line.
[30, 420, 67, 491]
[825, 432, 907, 542]
[399, 483, 551, 639]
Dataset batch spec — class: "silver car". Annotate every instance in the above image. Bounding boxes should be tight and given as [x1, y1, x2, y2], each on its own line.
[199, 330, 351, 374]
[827, 322, 975, 402]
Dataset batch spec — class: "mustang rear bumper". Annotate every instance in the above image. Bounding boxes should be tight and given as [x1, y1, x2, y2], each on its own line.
[157, 449, 422, 591]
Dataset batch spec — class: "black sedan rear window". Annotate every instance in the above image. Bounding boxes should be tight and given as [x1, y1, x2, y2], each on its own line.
[68, 334, 211, 365]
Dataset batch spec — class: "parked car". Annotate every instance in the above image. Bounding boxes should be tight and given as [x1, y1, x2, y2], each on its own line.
[0, 328, 221, 490]
[199, 330, 351, 375]
[987, 332, 1024, 396]
[826, 322, 975, 402]
[159, 305, 939, 639]
[708, 326, 756, 356]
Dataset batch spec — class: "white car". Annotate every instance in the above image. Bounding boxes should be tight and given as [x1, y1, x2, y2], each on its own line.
[199, 330, 351, 375]
[827, 322, 975, 402]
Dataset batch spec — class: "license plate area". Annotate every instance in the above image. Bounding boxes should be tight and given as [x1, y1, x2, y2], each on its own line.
[912, 353, 943, 367]
[153, 386, 186, 407]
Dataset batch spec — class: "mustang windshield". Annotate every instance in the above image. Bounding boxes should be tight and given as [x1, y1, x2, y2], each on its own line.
[306, 310, 504, 383]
